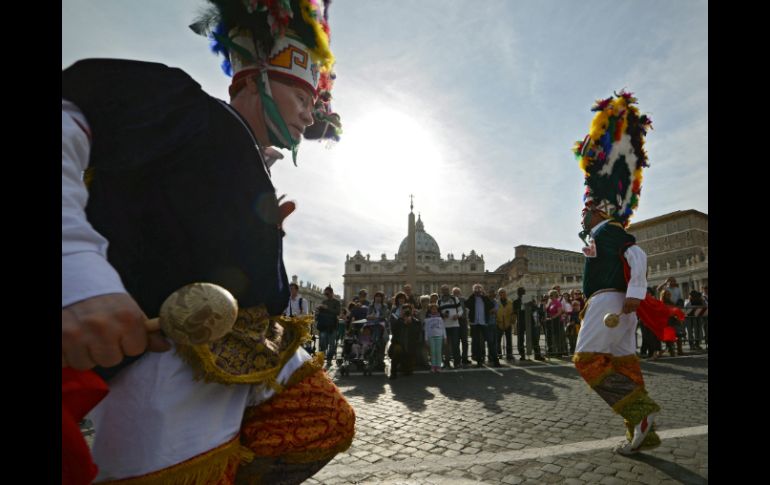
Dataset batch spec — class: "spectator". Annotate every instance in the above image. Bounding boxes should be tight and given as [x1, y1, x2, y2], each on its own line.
[570, 289, 586, 309]
[566, 300, 581, 356]
[638, 287, 660, 359]
[452, 287, 471, 366]
[660, 289, 683, 356]
[402, 284, 420, 309]
[284, 282, 310, 317]
[367, 291, 390, 326]
[496, 288, 515, 362]
[350, 293, 369, 322]
[388, 292, 407, 374]
[684, 290, 705, 350]
[658, 278, 684, 307]
[544, 290, 567, 357]
[438, 285, 463, 369]
[417, 295, 431, 321]
[423, 303, 447, 373]
[285, 282, 312, 354]
[487, 288, 500, 359]
[514, 287, 544, 361]
[389, 301, 421, 379]
[367, 291, 390, 370]
[466, 284, 498, 367]
[358, 288, 371, 307]
[415, 295, 431, 369]
[337, 309, 348, 349]
[316, 286, 342, 366]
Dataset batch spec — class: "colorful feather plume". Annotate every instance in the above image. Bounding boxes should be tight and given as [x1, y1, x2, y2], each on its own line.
[573, 90, 653, 227]
[189, 0, 334, 76]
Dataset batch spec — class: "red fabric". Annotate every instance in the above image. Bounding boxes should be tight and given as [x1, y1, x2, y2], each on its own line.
[637, 295, 683, 342]
[620, 246, 684, 342]
[62, 368, 109, 485]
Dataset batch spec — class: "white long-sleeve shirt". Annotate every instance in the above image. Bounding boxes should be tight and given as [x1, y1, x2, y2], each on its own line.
[283, 295, 310, 317]
[424, 315, 447, 340]
[62, 99, 127, 307]
[590, 219, 647, 301]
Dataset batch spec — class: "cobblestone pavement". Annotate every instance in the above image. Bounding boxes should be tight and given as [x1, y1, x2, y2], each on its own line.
[305, 353, 708, 484]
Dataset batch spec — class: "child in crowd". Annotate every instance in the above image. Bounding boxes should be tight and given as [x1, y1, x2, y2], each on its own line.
[423, 304, 447, 373]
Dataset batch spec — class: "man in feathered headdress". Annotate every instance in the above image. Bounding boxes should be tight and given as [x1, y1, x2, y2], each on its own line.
[61, 1, 352, 483]
[571, 91, 664, 455]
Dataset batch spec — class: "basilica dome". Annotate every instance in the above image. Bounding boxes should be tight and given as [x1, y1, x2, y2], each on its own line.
[398, 215, 441, 260]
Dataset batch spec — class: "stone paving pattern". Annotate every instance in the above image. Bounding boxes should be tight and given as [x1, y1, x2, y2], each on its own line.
[305, 355, 708, 484]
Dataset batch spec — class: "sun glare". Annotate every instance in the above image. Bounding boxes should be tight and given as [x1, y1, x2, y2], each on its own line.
[332, 105, 447, 215]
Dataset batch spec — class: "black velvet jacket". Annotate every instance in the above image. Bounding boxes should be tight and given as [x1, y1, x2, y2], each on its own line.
[62, 59, 290, 318]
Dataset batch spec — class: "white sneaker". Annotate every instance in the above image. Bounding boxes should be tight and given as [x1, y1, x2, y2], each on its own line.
[628, 412, 658, 450]
[613, 439, 640, 456]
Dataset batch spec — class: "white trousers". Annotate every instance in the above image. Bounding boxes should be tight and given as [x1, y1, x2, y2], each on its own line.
[575, 291, 637, 357]
[88, 345, 310, 481]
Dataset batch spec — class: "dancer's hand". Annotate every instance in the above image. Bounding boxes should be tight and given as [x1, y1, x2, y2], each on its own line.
[62, 293, 171, 369]
[621, 297, 642, 315]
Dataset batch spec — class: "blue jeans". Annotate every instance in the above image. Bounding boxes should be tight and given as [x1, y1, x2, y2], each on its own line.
[319, 330, 336, 362]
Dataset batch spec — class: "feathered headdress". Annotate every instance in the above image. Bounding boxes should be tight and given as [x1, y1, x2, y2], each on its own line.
[573, 90, 653, 227]
[190, 0, 341, 143]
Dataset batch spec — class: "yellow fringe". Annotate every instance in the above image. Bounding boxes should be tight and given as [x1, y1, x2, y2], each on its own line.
[587, 368, 615, 389]
[573, 353, 641, 388]
[242, 347, 323, 396]
[240, 353, 326, 424]
[178, 314, 311, 387]
[572, 351, 612, 364]
[97, 436, 253, 485]
[285, 351, 326, 388]
[572, 352, 612, 388]
[611, 354, 640, 365]
[84, 168, 95, 188]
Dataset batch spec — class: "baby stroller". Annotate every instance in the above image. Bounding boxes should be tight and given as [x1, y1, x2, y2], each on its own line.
[338, 319, 385, 376]
[365, 319, 387, 372]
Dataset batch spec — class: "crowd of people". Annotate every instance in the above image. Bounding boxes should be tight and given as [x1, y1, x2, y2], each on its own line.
[639, 278, 709, 359]
[284, 277, 708, 378]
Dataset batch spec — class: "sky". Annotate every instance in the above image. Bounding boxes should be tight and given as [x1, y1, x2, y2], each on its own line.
[63, 0, 708, 294]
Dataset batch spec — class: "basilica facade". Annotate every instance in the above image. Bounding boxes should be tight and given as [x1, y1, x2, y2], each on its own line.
[342, 206, 506, 303]
[343, 207, 707, 304]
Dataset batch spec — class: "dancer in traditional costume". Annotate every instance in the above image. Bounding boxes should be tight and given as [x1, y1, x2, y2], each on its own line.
[61, 1, 352, 483]
[572, 91, 681, 455]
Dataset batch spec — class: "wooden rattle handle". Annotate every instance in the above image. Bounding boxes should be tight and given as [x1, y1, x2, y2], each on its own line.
[145, 317, 160, 333]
